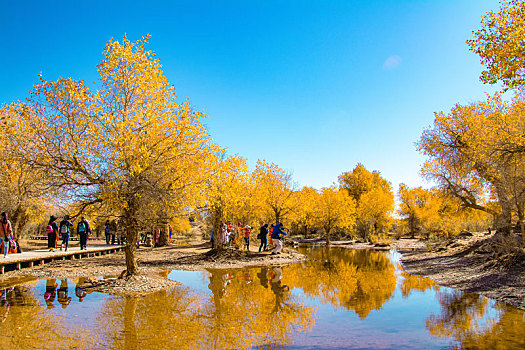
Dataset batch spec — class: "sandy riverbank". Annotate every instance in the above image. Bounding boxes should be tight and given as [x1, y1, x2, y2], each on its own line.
[400, 232, 525, 310]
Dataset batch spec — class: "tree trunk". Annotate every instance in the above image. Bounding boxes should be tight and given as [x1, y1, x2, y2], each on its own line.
[325, 227, 331, 245]
[517, 208, 525, 248]
[123, 199, 139, 275]
[159, 221, 169, 246]
[125, 226, 139, 275]
[496, 199, 513, 234]
[273, 208, 280, 226]
[212, 205, 224, 251]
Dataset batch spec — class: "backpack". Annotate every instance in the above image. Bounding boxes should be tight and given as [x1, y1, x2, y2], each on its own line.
[258, 226, 267, 239]
[78, 221, 85, 233]
[46, 225, 54, 234]
[60, 224, 68, 234]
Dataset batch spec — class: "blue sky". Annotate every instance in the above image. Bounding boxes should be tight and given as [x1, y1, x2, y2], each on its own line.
[0, 0, 501, 191]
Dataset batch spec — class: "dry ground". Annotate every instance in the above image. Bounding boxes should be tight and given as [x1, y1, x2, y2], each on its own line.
[401, 232, 525, 310]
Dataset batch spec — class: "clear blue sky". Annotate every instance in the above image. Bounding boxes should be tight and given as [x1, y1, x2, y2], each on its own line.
[0, 0, 501, 191]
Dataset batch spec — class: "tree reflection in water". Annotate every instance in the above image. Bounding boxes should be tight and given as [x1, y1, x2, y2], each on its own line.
[294, 247, 397, 318]
[427, 289, 525, 349]
[0, 283, 99, 349]
[399, 271, 437, 298]
[94, 269, 315, 350]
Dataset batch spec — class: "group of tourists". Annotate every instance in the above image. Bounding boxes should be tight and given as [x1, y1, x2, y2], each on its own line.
[211, 221, 288, 255]
[46, 215, 91, 252]
[104, 219, 127, 245]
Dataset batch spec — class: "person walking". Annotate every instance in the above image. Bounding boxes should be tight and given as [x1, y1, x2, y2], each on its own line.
[46, 215, 59, 251]
[243, 225, 252, 251]
[0, 212, 13, 258]
[59, 215, 73, 251]
[258, 224, 269, 252]
[271, 223, 287, 255]
[104, 220, 111, 244]
[77, 216, 91, 250]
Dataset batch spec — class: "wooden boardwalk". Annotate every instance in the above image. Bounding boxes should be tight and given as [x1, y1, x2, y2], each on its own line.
[0, 244, 125, 274]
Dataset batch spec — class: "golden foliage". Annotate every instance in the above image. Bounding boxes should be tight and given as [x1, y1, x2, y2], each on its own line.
[339, 164, 394, 240]
[467, 0, 525, 89]
[417, 92, 525, 232]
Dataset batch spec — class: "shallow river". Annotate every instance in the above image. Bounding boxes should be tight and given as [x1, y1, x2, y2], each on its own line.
[0, 247, 523, 349]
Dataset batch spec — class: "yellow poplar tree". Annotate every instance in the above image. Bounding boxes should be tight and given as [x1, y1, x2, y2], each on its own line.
[312, 186, 356, 244]
[338, 164, 394, 241]
[417, 92, 525, 234]
[7, 35, 219, 275]
[289, 186, 319, 237]
[207, 154, 253, 248]
[467, 0, 525, 89]
[0, 103, 51, 236]
[252, 159, 296, 225]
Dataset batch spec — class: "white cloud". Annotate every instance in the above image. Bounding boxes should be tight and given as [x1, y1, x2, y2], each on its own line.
[383, 55, 402, 70]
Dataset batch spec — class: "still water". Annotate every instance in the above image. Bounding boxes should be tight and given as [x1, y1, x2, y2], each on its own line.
[0, 247, 523, 349]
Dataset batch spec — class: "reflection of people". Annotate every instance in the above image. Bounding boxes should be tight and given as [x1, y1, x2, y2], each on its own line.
[75, 277, 87, 302]
[257, 267, 269, 288]
[0, 287, 12, 323]
[270, 267, 290, 312]
[44, 279, 58, 309]
[57, 279, 72, 308]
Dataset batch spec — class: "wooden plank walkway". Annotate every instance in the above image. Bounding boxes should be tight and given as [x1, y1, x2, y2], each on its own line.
[0, 244, 125, 274]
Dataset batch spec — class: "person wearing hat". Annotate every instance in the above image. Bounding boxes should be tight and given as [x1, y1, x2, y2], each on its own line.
[46, 215, 59, 252]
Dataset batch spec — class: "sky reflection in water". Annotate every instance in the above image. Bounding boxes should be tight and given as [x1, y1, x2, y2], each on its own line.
[0, 247, 523, 349]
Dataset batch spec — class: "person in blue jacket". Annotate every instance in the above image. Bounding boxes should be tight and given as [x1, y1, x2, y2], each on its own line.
[271, 223, 287, 255]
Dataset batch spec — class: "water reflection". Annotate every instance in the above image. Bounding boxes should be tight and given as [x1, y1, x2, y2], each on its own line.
[0, 248, 523, 349]
[296, 247, 398, 318]
[0, 282, 99, 349]
[428, 289, 525, 349]
[400, 271, 438, 298]
[93, 277, 314, 350]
